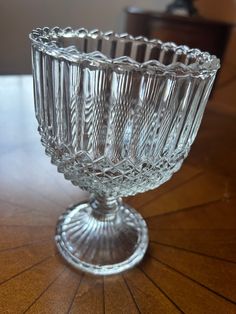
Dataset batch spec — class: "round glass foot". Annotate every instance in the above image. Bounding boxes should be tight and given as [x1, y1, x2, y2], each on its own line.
[55, 197, 148, 275]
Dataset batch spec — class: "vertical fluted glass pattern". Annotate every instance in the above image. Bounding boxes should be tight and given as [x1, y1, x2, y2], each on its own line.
[31, 27, 219, 197]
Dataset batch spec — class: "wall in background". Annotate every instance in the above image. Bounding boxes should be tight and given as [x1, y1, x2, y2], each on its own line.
[0, 0, 170, 74]
[0, 0, 236, 74]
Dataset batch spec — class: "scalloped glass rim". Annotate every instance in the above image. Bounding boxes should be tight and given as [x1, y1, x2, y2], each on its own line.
[29, 26, 220, 77]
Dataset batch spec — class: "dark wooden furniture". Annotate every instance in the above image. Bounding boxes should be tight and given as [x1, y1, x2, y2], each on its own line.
[125, 7, 232, 60]
[0, 76, 236, 313]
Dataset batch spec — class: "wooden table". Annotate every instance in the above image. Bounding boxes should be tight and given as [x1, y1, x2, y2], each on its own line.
[0, 76, 235, 313]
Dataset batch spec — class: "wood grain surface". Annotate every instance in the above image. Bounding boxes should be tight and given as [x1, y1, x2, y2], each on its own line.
[0, 76, 235, 313]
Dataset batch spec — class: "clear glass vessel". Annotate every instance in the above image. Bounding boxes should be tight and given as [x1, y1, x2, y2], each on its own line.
[30, 27, 220, 275]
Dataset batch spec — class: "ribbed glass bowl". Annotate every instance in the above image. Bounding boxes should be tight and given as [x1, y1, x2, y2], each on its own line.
[30, 27, 220, 275]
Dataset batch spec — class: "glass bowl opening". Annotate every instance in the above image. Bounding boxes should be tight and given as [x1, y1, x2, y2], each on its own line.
[58, 35, 197, 65]
[30, 27, 220, 74]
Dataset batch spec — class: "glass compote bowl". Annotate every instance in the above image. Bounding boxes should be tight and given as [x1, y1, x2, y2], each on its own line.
[30, 27, 220, 275]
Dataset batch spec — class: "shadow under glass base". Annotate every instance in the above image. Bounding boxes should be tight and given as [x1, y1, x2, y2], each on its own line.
[55, 197, 148, 275]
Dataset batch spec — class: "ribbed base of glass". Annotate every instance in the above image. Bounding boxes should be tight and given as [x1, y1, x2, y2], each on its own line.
[55, 198, 148, 275]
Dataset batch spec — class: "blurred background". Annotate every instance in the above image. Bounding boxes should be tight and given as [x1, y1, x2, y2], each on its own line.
[0, 0, 235, 105]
